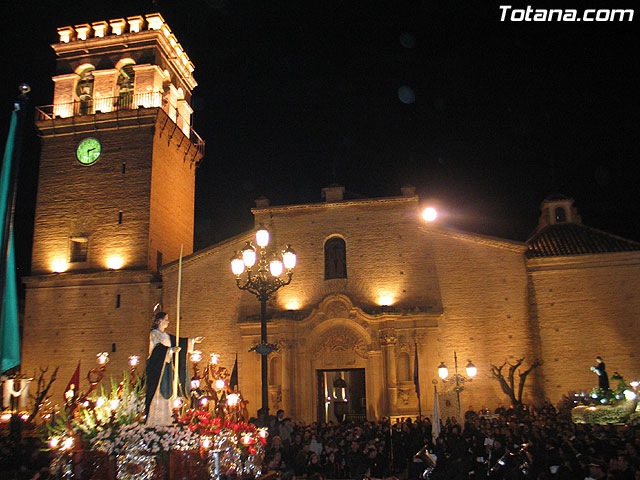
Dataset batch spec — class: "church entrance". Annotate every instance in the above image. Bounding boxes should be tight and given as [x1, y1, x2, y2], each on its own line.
[317, 369, 366, 423]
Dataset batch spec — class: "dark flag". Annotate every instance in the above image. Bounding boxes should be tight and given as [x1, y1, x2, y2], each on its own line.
[229, 353, 238, 391]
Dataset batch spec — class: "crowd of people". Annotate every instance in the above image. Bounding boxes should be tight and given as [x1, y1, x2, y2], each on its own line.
[258, 405, 640, 480]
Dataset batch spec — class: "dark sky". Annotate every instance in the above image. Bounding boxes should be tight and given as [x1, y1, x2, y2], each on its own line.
[1, 0, 638, 280]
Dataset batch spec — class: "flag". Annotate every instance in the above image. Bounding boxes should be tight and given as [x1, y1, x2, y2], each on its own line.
[64, 361, 81, 402]
[229, 353, 238, 391]
[0, 105, 20, 374]
[413, 343, 420, 398]
[432, 385, 441, 442]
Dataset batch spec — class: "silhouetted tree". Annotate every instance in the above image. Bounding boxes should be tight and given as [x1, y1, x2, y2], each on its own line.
[490, 357, 541, 406]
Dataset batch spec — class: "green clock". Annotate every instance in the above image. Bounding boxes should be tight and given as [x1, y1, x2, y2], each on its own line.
[76, 137, 102, 165]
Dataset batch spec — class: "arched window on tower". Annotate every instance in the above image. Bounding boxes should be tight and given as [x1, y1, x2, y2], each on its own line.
[116, 64, 135, 110]
[555, 207, 567, 223]
[76, 67, 94, 115]
[324, 237, 346, 279]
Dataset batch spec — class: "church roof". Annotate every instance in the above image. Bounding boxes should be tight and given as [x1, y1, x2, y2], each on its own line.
[526, 223, 640, 258]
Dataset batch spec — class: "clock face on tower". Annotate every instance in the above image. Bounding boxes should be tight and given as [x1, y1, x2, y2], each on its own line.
[76, 137, 102, 165]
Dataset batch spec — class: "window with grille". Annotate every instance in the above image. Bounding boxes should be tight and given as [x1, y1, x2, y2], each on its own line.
[70, 237, 88, 263]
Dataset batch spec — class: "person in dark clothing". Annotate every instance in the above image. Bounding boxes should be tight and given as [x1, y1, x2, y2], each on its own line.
[591, 356, 610, 390]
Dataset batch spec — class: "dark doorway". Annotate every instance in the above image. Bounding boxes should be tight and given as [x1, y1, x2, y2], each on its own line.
[317, 368, 366, 422]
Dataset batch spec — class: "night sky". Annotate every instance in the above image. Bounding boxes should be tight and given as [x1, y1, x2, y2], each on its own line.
[1, 0, 638, 282]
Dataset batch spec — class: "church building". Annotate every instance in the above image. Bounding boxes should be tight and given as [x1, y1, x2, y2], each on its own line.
[21, 15, 640, 423]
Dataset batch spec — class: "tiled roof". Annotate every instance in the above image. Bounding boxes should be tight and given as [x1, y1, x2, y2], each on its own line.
[526, 223, 640, 258]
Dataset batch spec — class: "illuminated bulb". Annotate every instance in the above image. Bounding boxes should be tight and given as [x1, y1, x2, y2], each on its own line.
[62, 437, 74, 451]
[258, 428, 268, 439]
[269, 259, 284, 277]
[378, 295, 393, 307]
[21, 413, 28, 420]
[241, 243, 256, 268]
[106, 256, 124, 270]
[109, 399, 119, 410]
[438, 362, 449, 380]
[173, 397, 184, 408]
[200, 397, 209, 406]
[51, 259, 68, 273]
[191, 378, 201, 390]
[96, 397, 106, 408]
[227, 393, 239, 406]
[97, 352, 109, 365]
[466, 360, 477, 378]
[210, 353, 219, 365]
[624, 390, 637, 401]
[282, 245, 297, 269]
[129, 355, 139, 367]
[591, 393, 598, 399]
[49, 437, 60, 449]
[83, 401, 89, 407]
[215, 379, 226, 390]
[241, 433, 252, 445]
[255, 226, 270, 247]
[286, 300, 300, 310]
[631, 381, 639, 388]
[231, 252, 245, 275]
[201, 436, 212, 449]
[422, 207, 437, 222]
[190, 350, 202, 363]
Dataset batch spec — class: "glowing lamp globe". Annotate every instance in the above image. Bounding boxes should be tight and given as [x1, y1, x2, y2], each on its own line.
[201, 436, 212, 449]
[227, 393, 240, 406]
[256, 226, 270, 247]
[190, 350, 202, 363]
[466, 360, 477, 378]
[109, 399, 119, 410]
[231, 252, 245, 275]
[241, 242, 257, 268]
[269, 259, 284, 277]
[282, 245, 297, 269]
[173, 398, 184, 408]
[438, 362, 449, 380]
[422, 207, 437, 222]
[129, 355, 139, 367]
[210, 353, 219, 365]
[624, 389, 637, 401]
[215, 379, 226, 390]
[50, 437, 60, 449]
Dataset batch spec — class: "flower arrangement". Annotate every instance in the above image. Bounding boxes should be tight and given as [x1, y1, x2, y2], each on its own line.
[177, 409, 267, 455]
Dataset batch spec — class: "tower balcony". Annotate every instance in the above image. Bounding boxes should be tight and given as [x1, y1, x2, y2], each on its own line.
[35, 92, 204, 156]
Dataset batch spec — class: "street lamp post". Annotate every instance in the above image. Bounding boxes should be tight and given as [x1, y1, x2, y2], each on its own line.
[230, 224, 296, 417]
[437, 351, 476, 418]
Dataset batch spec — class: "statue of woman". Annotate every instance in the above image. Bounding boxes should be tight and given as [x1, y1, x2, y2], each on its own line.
[145, 311, 203, 426]
[590, 356, 610, 390]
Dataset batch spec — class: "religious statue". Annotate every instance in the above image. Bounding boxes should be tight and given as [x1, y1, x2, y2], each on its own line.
[590, 356, 610, 390]
[145, 311, 203, 426]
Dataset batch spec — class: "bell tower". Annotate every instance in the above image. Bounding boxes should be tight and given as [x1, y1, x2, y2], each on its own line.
[22, 14, 204, 399]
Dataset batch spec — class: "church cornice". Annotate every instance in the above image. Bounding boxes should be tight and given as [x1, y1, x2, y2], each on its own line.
[420, 224, 527, 253]
[23, 268, 159, 288]
[250, 195, 419, 215]
[526, 250, 640, 272]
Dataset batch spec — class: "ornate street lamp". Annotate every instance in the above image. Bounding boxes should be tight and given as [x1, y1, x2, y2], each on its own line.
[230, 224, 296, 417]
[438, 351, 476, 417]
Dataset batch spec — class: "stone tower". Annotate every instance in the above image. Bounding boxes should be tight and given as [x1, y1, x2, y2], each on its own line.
[22, 14, 204, 401]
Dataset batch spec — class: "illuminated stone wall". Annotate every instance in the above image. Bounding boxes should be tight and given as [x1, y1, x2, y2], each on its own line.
[528, 253, 640, 401]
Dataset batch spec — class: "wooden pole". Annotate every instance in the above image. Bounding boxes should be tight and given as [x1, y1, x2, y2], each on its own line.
[172, 244, 184, 400]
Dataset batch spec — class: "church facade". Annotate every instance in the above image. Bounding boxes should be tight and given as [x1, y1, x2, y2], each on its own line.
[21, 15, 640, 422]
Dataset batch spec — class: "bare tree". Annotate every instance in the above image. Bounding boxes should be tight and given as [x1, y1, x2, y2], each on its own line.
[27, 366, 58, 423]
[490, 357, 541, 406]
